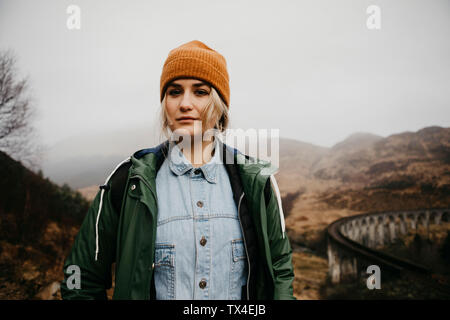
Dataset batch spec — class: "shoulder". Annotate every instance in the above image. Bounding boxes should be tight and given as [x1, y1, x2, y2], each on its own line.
[100, 157, 132, 189]
[133, 140, 170, 160]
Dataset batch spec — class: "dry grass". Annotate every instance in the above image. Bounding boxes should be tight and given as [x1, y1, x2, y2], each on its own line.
[292, 252, 329, 300]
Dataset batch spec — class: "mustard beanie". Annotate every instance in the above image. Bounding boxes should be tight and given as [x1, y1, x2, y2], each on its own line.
[160, 40, 230, 107]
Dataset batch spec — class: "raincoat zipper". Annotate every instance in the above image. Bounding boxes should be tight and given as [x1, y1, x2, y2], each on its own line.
[238, 192, 251, 300]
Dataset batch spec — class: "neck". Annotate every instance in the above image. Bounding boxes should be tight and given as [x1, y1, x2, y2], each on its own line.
[177, 136, 216, 168]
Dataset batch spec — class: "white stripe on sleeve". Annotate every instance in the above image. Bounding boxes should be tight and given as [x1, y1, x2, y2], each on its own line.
[269, 174, 285, 239]
[95, 157, 131, 261]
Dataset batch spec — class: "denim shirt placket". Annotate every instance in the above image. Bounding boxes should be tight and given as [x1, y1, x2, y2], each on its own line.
[189, 168, 211, 299]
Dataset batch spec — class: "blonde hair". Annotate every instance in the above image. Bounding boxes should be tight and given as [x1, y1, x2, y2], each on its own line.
[159, 85, 229, 140]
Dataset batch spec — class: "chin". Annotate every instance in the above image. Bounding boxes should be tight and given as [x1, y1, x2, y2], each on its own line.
[170, 126, 195, 138]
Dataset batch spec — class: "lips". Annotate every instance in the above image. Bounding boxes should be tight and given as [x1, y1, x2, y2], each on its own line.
[177, 117, 198, 121]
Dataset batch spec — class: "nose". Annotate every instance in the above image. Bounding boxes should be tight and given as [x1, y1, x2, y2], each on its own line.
[179, 91, 193, 111]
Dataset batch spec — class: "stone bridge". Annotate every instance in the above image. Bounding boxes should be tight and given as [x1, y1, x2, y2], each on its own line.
[326, 208, 450, 284]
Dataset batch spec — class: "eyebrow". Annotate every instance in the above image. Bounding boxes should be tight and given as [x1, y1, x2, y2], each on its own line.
[168, 81, 210, 88]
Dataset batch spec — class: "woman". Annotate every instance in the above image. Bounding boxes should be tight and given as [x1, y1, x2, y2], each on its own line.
[61, 40, 295, 300]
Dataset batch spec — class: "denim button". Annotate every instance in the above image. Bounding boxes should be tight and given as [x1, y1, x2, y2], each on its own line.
[197, 201, 203, 208]
[200, 236, 207, 246]
[199, 279, 207, 289]
[194, 169, 201, 175]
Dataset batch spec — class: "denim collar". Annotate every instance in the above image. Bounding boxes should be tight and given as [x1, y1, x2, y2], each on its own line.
[168, 138, 220, 184]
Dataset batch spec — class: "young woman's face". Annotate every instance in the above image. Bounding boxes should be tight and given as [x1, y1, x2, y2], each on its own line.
[165, 78, 212, 137]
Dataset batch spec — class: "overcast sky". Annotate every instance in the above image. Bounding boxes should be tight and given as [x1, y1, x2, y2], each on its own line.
[0, 0, 449, 152]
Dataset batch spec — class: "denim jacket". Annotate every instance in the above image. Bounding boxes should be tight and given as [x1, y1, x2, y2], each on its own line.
[154, 139, 247, 299]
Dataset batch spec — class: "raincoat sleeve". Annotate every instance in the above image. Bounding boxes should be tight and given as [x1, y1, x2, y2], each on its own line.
[60, 181, 119, 300]
[265, 175, 296, 300]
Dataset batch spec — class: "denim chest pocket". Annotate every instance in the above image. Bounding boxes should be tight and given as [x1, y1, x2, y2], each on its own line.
[229, 239, 248, 299]
[153, 243, 176, 300]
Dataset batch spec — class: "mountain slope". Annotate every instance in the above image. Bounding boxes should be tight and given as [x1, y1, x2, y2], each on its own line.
[0, 151, 90, 299]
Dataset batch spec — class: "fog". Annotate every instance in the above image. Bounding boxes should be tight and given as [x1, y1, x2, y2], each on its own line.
[0, 0, 449, 155]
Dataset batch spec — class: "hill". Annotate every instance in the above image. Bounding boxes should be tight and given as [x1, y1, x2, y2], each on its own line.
[279, 126, 450, 255]
[0, 150, 90, 299]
